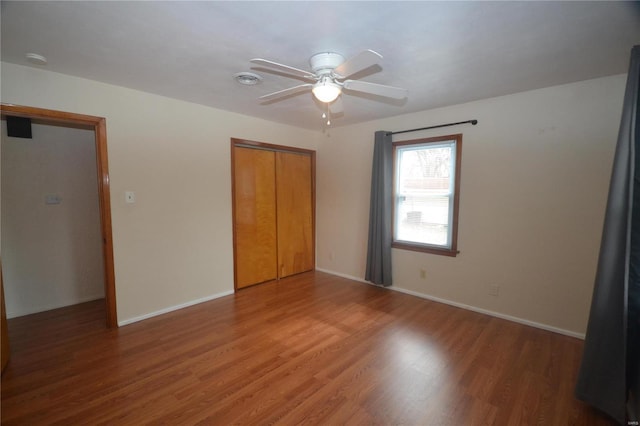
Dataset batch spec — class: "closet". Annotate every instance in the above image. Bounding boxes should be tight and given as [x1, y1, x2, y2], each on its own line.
[231, 139, 315, 289]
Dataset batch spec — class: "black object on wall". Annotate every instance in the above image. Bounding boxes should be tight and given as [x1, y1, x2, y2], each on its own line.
[6, 116, 32, 139]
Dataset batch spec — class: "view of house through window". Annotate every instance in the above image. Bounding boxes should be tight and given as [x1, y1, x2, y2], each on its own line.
[393, 134, 462, 256]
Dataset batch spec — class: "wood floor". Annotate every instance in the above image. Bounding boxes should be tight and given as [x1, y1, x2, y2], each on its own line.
[1, 271, 614, 425]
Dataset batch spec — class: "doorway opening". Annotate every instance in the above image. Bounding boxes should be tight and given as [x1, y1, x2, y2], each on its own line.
[1, 104, 117, 328]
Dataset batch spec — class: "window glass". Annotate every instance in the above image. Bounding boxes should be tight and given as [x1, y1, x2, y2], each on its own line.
[393, 135, 461, 256]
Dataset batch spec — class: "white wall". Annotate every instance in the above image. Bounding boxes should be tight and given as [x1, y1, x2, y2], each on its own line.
[1, 62, 321, 325]
[1, 61, 625, 335]
[1, 121, 105, 317]
[316, 74, 626, 336]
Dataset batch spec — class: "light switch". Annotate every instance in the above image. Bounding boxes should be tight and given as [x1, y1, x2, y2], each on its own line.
[45, 194, 62, 205]
[125, 191, 135, 204]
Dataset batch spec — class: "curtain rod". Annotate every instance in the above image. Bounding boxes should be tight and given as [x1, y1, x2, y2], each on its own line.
[388, 119, 478, 136]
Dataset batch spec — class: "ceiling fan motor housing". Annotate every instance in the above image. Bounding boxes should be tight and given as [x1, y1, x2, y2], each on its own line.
[309, 52, 345, 76]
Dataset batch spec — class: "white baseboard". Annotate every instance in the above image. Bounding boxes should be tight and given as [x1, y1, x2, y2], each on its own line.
[315, 267, 585, 340]
[118, 290, 234, 327]
[315, 267, 370, 284]
[6, 293, 106, 319]
[389, 286, 585, 339]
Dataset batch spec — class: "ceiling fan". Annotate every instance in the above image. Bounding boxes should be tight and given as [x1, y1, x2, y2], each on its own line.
[250, 50, 407, 115]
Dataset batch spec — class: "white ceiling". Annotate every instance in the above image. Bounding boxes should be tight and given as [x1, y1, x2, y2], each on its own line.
[1, 1, 639, 130]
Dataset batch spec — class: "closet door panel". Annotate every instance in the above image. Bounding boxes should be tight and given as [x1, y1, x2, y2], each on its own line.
[276, 151, 314, 278]
[233, 147, 278, 288]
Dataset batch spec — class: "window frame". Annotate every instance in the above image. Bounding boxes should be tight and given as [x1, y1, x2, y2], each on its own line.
[392, 133, 462, 257]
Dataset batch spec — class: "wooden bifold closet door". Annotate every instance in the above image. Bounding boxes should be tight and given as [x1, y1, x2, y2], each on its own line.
[233, 147, 278, 288]
[276, 151, 314, 278]
[232, 141, 314, 289]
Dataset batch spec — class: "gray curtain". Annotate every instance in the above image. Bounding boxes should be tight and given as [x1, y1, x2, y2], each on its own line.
[365, 130, 393, 286]
[576, 45, 640, 424]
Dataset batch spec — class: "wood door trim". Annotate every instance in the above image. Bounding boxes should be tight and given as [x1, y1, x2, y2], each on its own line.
[232, 138, 315, 155]
[1, 103, 118, 328]
[1, 258, 9, 373]
[230, 138, 316, 291]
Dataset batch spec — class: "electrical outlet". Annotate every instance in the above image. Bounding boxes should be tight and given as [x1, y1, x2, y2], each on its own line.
[489, 284, 500, 296]
[420, 269, 427, 279]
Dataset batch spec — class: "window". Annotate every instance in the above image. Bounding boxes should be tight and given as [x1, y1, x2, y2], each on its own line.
[392, 134, 462, 256]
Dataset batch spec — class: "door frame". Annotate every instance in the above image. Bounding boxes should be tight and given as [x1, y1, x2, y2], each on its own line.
[1, 103, 117, 327]
[230, 138, 316, 291]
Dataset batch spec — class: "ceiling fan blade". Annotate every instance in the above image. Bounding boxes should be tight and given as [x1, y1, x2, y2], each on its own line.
[258, 84, 313, 102]
[334, 50, 383, 79]
[343, 80, 408, 99]
[250, 58, 316, 80]
[330, 96, 344, 114]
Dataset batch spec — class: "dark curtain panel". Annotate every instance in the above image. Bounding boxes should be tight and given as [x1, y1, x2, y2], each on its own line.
[576, 45, 640, 424]
[628, 45, 640, 423]
[365, 131, 393, 286]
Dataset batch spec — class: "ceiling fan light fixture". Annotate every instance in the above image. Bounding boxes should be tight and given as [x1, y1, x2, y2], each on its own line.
[312, 78, 341, 103]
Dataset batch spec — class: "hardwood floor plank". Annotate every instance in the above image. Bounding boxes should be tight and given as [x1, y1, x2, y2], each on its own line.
[1, 271, 615, 425]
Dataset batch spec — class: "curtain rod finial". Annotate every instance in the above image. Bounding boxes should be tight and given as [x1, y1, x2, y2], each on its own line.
[471, 120, 478, 125]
